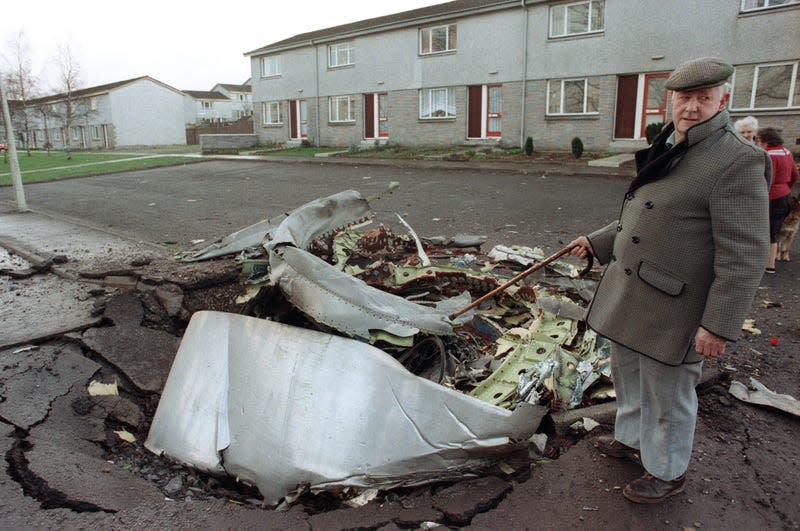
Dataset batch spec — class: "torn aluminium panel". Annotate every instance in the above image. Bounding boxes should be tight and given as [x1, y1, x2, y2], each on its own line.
[144, 311, 545, 506]
[729, 378, 800, 417]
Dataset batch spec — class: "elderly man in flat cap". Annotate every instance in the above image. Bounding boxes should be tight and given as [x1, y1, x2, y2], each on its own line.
[568, 57, 770, 503]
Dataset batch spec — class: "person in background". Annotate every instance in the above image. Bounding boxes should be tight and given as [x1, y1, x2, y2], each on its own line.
[734, 115, 759, 144]
[758, 127, 799, 273]
[568, 58, 770, 504]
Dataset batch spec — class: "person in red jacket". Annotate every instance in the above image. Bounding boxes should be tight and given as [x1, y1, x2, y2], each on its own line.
[758, 127, 799, 273]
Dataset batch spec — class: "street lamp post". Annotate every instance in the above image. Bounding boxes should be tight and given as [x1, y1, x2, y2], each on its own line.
[0, 78, 28, 212]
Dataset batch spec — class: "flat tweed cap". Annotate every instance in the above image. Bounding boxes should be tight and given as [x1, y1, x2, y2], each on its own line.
[665, 57, 734, 91]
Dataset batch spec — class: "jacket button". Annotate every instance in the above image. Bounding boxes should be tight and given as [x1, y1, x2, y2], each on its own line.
[616, 224, 622, 232]
[632, 236, 640, 244]
[624, 268, 632, 275]
[645, 201, 654, 209]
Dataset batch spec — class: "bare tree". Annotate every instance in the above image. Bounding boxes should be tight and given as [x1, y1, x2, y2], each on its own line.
[1, 30, 39, 155]
[50, 43, 84, 160]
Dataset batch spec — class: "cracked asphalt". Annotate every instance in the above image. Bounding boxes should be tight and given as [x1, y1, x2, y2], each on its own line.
[0, 158, 798, 529]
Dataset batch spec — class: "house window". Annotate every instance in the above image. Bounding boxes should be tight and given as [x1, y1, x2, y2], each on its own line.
[419, 24, 457, 55]
[547, 78, 600, 115]
[52, 128, 61, 141]
[202, 101, 213, 110]
[549, 0, 605, 38]
[329, 95, 355, 122]
[328, 42, 355, 68]
[35, 130, 44, 141]
[419, 87, 456, 119]
[731, 61, 800, 109]
[91, 126, 101, 140]
[740, 0, 799, 11]
[260, 55, 281, 77]
[71, 127, 79, 141]
[89, 97, 98, 111]
[262, 101, 283, 124]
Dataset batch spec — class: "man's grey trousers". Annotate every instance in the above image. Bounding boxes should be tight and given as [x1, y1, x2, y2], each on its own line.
[611, 342, 703, 481]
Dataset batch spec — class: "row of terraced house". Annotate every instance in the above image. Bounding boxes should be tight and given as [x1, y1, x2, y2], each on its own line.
[3, 79, 252, 150]
[245, 0, 800, 152]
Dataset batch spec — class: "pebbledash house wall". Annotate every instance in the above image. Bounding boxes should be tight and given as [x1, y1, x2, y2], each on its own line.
[250, 0, 800, 152]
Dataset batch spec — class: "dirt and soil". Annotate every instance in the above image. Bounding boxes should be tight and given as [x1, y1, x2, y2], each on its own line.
[0, 159, 798, 530]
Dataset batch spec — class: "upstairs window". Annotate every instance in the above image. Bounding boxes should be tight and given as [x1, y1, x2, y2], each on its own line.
[91, 126, 101, 140]
[328, 42, 355, 68]
[329, 95, 355, 122]
[731, 61, 800, 109]
[419, 24, 457, 55]
[260, 55, 281, 77]
[740, 0, 799, 11]
[262, 101, 282, 124]
[89, 97, 98, 111]
[547, 78, 600, 115]
[419, 87, 456, 119]
[202, 101, 213, 110]
[549, 0, 604, 38]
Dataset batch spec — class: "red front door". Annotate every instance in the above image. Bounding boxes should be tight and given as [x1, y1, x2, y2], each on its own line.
[364, 93, 388, 139]
[289, 100, 307, 139]
[468, 85, 502, 139]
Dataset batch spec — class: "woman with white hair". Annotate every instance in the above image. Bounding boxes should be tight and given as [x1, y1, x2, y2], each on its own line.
[734, 115, 759, 143]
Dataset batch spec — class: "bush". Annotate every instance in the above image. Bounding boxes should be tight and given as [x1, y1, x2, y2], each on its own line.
[300, 139, 312, 148]
[571, 137, 584, 159]
[645, 122, 665, 144]
[524, 137, 534, 156]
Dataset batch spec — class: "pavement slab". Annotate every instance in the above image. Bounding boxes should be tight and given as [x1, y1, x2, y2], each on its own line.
[80, 292, 180, 393]
[0, 274, 103, 350]
[0, 343, 100, 429]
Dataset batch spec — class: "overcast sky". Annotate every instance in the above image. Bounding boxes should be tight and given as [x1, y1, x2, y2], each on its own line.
[1, 0, 444, 94]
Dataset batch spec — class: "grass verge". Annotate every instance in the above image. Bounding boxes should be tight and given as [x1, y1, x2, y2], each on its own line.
[0, 155, 200, 185]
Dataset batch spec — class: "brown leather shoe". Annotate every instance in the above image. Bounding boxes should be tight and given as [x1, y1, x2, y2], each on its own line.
[593, 435, 641, 463]
[623, 473, 686, 504]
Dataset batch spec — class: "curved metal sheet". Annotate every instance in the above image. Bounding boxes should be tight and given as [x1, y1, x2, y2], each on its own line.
[145, 312, 544, 506]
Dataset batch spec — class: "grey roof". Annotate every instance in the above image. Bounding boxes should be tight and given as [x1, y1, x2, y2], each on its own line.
[27, 76, 183, 105]
[245, 0, 516, 55]
[214, 83, 251, 92]
[183, 90, 230, 100]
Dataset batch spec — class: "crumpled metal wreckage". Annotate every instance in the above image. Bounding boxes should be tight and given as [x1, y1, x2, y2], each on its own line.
[145, 311, 545, 506]
[146, 185, 613, 507]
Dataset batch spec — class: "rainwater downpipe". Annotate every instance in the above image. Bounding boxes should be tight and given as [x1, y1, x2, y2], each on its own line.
[519, 0, 529, 148]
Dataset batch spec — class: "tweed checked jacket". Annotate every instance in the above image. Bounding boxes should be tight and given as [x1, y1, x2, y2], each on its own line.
[586, 110, 770, 365]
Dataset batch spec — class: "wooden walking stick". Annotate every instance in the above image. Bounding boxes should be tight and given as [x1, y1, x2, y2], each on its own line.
[449, 244, 593, 320]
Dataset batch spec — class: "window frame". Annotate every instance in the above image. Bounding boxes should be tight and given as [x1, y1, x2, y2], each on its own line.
[328, 41, 355, 68]
[546, 77, 600, 116]
[740, 0, 800, 12]
[419, 87, 456, 120]
[260, 55, 281, 78]
[91, 125, 101, 140]
[731, 60, 800, 110]
[549, 0, 605, 38]
[52, 128, 61, 141]
[419, 23, 457, 55]
[262, 101, 283, 125]
[328, 95, 356, 123]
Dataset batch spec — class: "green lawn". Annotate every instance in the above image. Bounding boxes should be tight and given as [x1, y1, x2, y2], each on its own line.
[0, 152, 200, 185]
